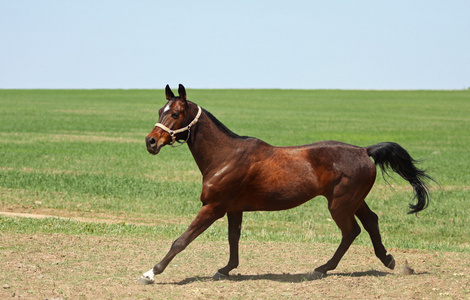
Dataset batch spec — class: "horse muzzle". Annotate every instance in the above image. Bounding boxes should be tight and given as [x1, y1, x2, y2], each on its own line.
[145, 136, 164, 155]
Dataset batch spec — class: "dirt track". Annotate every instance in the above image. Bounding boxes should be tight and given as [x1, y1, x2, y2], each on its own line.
[1, 212, 469, 299]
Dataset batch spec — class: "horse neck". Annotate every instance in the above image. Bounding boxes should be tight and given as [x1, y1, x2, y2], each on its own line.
[187, 112, 246, 176]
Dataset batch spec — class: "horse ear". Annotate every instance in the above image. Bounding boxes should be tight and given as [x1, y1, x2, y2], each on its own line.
[178, 84, 187, 101]
[165, 84, 175, 100]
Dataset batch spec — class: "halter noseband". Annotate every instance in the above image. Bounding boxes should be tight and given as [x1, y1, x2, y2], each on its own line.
[154, 106, 202, 147]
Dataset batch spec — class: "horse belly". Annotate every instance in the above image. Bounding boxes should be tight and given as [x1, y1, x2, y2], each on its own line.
[236, 161, 321, 212]
[263, 184, 319, 211]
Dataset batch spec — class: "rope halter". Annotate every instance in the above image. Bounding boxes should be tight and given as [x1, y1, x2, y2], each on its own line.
[154, 106, 202, 147]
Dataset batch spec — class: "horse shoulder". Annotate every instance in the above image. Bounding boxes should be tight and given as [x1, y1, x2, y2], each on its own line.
[199, 144, 263, 205]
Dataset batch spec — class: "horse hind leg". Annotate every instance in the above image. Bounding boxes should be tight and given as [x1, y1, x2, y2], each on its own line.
[213, 212, 243, 280]
[355, 202, 395, 270]
[311, 205, 362, 279]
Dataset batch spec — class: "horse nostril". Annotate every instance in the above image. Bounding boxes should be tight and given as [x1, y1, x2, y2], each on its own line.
[148, 137, 157, 147]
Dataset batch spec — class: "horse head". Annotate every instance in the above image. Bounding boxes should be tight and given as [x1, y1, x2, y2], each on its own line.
[145, 84, 201, 155]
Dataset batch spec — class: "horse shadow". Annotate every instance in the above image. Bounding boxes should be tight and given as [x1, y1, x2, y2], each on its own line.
[157, 269, 406, 286]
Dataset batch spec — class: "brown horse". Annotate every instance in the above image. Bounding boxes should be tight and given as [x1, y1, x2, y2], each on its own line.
[139, 84, 433, 284]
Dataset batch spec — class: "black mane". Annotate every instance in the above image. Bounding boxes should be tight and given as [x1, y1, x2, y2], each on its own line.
[202, 108, 251, 140]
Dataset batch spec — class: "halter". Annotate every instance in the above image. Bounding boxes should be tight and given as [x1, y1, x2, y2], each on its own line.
[154, 106, 202, 147]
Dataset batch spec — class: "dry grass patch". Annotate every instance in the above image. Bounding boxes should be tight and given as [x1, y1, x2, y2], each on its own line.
[1, 232, 469, 299]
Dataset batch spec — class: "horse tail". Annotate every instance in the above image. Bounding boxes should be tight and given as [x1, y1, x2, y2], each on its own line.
[367, 142, 434, 214]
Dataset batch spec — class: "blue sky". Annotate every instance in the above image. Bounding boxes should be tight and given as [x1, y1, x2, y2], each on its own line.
[1, 1, 469, 89]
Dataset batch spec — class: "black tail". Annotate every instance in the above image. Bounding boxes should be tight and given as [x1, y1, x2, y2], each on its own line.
[367, 142, 435, 214]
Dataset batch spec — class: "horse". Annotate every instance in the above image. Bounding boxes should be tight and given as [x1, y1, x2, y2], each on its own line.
[139, 84, 433, 284]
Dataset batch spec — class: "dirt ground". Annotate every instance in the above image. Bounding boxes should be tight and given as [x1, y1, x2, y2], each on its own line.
[1, 213, 469, 299]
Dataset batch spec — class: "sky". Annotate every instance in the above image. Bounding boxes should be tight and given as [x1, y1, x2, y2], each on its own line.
[1, 0, 469, 90]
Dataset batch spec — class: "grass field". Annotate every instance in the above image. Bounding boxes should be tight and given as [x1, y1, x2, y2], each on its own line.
[1, 89, 469, 298]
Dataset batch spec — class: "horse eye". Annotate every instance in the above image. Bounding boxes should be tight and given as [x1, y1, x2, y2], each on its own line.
[171, 112, 179, 119]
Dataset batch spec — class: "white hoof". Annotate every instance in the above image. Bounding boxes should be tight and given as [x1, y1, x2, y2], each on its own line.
[138, 268, 155, 285]
[137, 276, 155, 285]
[212, 271, 229, 281]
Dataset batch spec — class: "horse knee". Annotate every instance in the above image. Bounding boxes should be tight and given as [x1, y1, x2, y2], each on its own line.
[171, 238, 187, 253]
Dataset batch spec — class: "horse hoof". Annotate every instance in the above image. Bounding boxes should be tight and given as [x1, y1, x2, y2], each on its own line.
[308, 271, 326, 280]
[137, 276, 155, 285]
[386, 254, 396, 270]
[212, 271, 229, 281]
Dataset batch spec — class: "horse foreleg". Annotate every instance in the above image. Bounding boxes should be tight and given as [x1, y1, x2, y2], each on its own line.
[213, 212, 243, 280]
[138, 204, 225, 285]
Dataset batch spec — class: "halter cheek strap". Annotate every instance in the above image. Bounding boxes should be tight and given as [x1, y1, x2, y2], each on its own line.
[154, 106, 202, 147]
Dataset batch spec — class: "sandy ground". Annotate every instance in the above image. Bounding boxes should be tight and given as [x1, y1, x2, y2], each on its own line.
[1, 212, 469, 299]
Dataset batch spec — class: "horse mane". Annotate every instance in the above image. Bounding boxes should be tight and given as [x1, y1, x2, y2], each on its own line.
[201, 108, 252, 140]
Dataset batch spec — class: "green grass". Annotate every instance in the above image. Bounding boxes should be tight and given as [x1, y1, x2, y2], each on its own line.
[1, 89, 469, 252]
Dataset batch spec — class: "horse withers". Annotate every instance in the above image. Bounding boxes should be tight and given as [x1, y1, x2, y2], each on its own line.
[139, 84, 433, 284]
